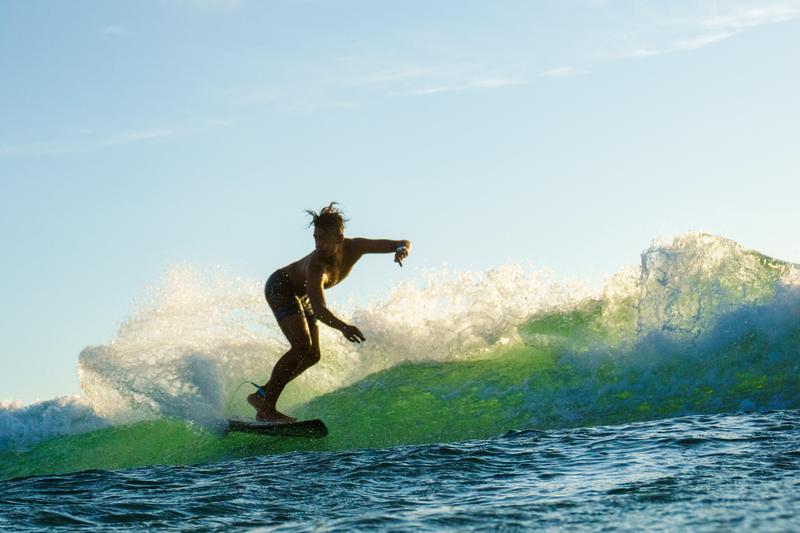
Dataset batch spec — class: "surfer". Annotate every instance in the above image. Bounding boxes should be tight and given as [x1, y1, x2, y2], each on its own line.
[248, 203, 411, 423]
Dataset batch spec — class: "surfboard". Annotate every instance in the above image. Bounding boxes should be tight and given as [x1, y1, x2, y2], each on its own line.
[227, 417, 328, 438]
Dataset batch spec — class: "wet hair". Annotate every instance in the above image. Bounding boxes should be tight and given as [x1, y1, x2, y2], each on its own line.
[305, 202, 347, 233]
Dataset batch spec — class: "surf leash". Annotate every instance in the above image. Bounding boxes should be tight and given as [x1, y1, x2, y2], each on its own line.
[223, 380, 266, 413]
[249, 382, 267, 398]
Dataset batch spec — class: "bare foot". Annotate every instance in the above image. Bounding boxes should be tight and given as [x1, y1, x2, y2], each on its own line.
[247, 392, 265, 411]
[256, 408, 296, 424]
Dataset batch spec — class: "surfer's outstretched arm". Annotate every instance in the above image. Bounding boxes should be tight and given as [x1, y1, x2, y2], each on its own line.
[350, 238, 412, 266]
[307, 261, 365, 343]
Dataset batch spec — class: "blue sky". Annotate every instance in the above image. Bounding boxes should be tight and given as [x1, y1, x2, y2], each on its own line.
[2, 0, 799, 404]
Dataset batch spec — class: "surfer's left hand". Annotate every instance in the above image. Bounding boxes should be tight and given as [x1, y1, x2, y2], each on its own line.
[342, 324, 366, 343]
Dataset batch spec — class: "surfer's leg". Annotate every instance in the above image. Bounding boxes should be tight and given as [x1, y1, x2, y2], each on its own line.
[252, 271, 308, 420]
[253, 272, 323, 422]
[254, 314, 315, 422]
[287, 316, 320, 381]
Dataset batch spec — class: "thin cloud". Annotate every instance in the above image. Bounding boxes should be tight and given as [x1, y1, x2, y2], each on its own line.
[618, 32, 735, 60]
[99, 128, 177, 146]
[474, 77, 524, 89]
[617, 47, 664, 60]
[274, 101, 361, 113]
[206, 119, 235, 128]
[0, 128, 180, 158]
[349, 66, 434, 87]
[612, 2, 800, 62]
[702, 3, 800, 29]
[673, 32, 736, 51]
[360, 63, 526, 96]
[403, 77, 525, 96]
[101, 25, 128, 37]
[226, 62, 525, 110]
[541, 66, 587, 77]
[0, 141, 82, 157]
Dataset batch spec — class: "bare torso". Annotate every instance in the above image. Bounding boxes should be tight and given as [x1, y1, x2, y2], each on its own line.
[282, 238, 361, 296]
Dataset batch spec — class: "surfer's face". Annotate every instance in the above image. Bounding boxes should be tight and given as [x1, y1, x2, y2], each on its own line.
[313, 228, 343, 256]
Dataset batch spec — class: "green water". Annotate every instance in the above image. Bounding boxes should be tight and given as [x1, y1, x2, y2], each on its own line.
[4, 305, 798, 481]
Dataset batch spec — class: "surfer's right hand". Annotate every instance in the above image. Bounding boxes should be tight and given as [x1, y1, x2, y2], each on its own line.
[341, 324, 366, 343]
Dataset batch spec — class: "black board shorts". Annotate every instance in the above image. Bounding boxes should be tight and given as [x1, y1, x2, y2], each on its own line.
[265, 269, 317, 327]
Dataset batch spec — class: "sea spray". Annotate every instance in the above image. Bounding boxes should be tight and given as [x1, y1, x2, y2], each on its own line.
[0, 397, 108, 451]
[2, 233, 799, 479]
[77, 262, 587, 426]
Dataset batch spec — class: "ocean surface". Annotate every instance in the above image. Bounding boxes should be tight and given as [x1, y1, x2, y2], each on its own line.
[1, 233, 799, 530]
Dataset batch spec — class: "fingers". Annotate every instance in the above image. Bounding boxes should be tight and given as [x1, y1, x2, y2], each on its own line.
[344, 326, 366, 343]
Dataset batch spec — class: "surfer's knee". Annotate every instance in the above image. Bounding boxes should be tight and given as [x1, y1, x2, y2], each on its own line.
[290, 337, 313, 354]
[307, 349, 321, 365]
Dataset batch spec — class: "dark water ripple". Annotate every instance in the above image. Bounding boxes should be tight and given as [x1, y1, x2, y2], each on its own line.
[1, 410, 799, 531]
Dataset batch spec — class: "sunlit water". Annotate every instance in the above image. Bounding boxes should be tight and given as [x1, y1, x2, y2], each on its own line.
[2, 410, 799, 531]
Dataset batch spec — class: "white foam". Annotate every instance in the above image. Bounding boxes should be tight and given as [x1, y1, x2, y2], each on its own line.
[635, 232, 797, 337]
[77, 263, 590, 425]
[0, 396, 109, 451]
